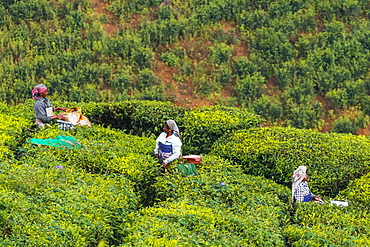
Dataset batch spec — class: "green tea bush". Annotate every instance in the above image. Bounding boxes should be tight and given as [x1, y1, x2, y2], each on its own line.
[0, 112, 32, 159]
[209, 42, 232, 66]
[136, 68, 159, 90]
[284, 203, 370, 246]
[119, 199, 285, 246]
[119, 155, 290, 246]
[340, 173, 370, 210]
[249, 95, 284, 123]
[60, 102, 262, 156]
[330, 117, 358, 134]
[19, 125, 158, 205]
[212, 127, 370, 196]
[153, 155, 290, 207]
[216, 64, 233, 86]
[0, 100, 35, 120]
[196, 75, 221, 96]
[66, 100, 186, 136]
[235, 72, 266, 103]
[181, 106, 264, 154]
[0, 160, 137, 246]
[159, 51, 181, 67]
[284, 99, 323, 129]
[330, 108, 370, 134]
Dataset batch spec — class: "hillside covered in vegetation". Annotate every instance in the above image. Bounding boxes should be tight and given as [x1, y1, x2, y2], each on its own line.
[2, 0, 370, 245]
[1, 101, 370, 246]
[1, 0, 370, 133]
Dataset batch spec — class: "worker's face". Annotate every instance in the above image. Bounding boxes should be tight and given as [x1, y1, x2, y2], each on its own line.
[40, 89, 49, 98]
[163, 124, 172, 134]
[302, 173, 308, 182]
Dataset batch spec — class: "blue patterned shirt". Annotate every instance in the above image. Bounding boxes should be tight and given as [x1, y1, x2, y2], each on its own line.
[294, 181, 314, 203]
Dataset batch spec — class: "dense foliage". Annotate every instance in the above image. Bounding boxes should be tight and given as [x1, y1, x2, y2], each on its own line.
[2, 0, 370, 244]
[212, 126, 370, 196]
[1, 0, 370, 132]
[19, 100, 263, 154]
[1, 100, 370, 245]
[284, 203, 370, 246]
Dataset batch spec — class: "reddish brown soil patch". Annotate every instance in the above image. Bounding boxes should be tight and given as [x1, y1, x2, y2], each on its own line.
[90, 0, 121, 36]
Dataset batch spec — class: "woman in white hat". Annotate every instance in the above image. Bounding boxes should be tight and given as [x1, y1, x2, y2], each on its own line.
[292, 166, 323, 203]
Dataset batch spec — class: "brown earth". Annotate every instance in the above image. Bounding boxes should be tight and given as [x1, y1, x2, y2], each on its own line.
[89, 0, 370, 135]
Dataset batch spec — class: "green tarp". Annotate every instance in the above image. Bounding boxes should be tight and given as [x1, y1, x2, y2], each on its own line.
[177, 163, 199, 177]
[29, 135, 81, 149]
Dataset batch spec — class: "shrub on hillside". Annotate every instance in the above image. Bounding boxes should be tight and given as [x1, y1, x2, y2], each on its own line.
[340, 173, 370, 210]
[72, 100, 186, 136]
[284, 203, 370, 246]
[330, 117, 358, 134]
[181, 106, 264, 154]
[0, 161, 137, 246]
[0, 112, 32, 159]
[119, 155, 289, 246]
[159, 51, 181, 67]
[19, 125, 158, 205]
[119, 199, 285, 246]
[211, 127, 370, 197]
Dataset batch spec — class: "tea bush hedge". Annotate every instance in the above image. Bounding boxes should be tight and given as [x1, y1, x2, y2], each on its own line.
[61, 100, 186, 136]
[119, 200, 285, 246]
[19, 125, 158, 205]
[4, 100, 370, 246]
[284, 203, 370, 246]
[119, 155, 290, 246]
[0, 112, 32, 159]
[0, 100, 35, 120]
[211, 127, 370, 196]
[53, 101, 262, 155]
[0, 160, 137, 246]
[180, 106, 264, 154]
[340, 173, 370, 211]
[153, 155, 290, 207]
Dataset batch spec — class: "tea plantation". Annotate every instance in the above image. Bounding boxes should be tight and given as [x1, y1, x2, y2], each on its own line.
[1, 100, 370, 246]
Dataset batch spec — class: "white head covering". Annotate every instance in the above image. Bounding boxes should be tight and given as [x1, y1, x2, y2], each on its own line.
[292, 165, 307, 201]
[166, 119, 180, 137]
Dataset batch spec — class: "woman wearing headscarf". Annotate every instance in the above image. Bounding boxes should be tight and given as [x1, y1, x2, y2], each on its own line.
[292, 165, 323, 203]
[154, 119, 182, 170]
[32, 84, 68, 128]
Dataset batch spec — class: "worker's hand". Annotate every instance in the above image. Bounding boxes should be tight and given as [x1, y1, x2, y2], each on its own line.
[55, 107, 68, 111]
[313, 196, 324, 203]
[52, 114, 65, 120]
[163, 162, 169, 170]
[155, 154, 159, 159]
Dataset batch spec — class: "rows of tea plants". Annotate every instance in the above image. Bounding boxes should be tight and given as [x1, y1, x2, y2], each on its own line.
[212, 126, 370, 197]
[0, 114, 140, 245]
[25, 99, 264, 155]
[2, 101, 370, 245]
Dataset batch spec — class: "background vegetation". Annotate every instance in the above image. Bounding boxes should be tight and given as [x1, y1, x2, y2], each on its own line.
[1, 0, 370, 245]
[1, 0, 370, 134]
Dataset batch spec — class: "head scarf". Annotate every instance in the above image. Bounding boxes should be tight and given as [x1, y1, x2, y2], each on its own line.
[292, 165, 307, 200]
[32, 84, 48, 100]
[166, 119, 180, 137]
